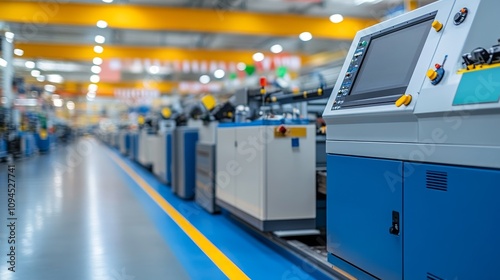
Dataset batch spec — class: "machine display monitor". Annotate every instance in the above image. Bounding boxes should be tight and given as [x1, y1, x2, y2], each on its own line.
[337, 15, 435, 109]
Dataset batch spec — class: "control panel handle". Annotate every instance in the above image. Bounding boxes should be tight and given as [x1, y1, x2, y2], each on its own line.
[389, 211, 400, 236]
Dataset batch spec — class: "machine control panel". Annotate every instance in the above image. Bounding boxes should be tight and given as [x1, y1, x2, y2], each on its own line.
[332, 40, 369, 110]
[330, 13, 436, 112]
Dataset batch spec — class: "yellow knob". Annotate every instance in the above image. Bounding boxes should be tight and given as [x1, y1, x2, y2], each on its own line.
[395, 94, 412, 107]
[432, 20, 443, 32]
[161, 108, 172, 119]
[201, 94, 217, 111]
[426, 69, 438, 80]
[403, 94, 412, 106]
[138, 115, 145, 125]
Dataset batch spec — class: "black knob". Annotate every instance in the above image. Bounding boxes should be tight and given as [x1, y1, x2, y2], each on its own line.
[454, 7, 468, 25]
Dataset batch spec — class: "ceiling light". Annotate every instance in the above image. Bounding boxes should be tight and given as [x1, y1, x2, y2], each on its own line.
[90, 75, 100, 83]
[88, 84, 98, 92]
[354, 0, 383, 5]
[236, 62, 246, 71]
[93, 57, 103, 65]
[149, 65, 160, 74]
[94, 46, 104, 54]
[25, 61, 36, 69]
[47, 74, 64, 84]
[102, 0, 113, 3]
[87, 93, 95, 101]
[53, 99, 63, 107]
[299, 32, 313, 42]
[5, 32, 14, 39]
[330, 14, 344, 23]
[37, 76, 46, 82]
[31, 70, 41, 77]
[44, 84, 56, 92]
[95, 35, 106, 44]
[96, 20, 108, 28]
[0, 58, 7, 68]
[66, 101, 75, 110]
[36, 60, 83, 72]
[252, 52, 265, 62]
[14, 49, 24, 56]
[91, 65, 102, 74]
[87, 91, 96, 98]
[199, 75, 210, 84]
[270, 44, 283, 54]
[214, 69, 225, 79]
[5, 32, 14, 42]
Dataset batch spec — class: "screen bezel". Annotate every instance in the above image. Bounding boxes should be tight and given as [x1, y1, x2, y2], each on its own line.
[341, 12, 437, 109]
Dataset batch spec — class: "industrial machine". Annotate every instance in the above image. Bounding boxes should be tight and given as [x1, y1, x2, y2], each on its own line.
[151, 118, 176, 184]
[323, 1, 500, 279]
[118, 128, 129, 155]
[191, 95, 235, 213]
[171, 125, 198, 199]
[216, 120, 316, 231]
[214, 79, 330, 231]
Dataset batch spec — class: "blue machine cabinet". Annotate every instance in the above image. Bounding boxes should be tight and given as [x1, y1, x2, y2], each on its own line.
[327, 155, 402, 279]
[124, 133, 130, 156]
[171, 127, 198, 199]
[0, 139, 7, 159]
[327, 155, 500, 279]
[404, 163, 500, 279]
[35, 132, 50, 153]
[129, 132, 139, 161]
[165, 133, 172, 184]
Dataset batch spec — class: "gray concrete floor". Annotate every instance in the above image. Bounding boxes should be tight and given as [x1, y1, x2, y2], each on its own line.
[0, 137, 190, 280]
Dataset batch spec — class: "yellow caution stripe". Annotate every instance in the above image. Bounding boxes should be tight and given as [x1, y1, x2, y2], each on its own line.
[108, 152, 250, 280]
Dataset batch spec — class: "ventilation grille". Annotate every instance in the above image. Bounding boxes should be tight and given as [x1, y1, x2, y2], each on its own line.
[426, 170, 448, 191]
[427, 272, 444, 280]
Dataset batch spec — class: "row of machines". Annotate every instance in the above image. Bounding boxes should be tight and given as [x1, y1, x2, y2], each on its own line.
[106, 85, 330, 230]
[323, 0, 500, 278]
[0, 108, 56, 161]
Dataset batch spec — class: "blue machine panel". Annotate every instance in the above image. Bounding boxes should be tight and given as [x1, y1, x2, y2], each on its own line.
[0, 139, 7, 158]
[35, 133, 50, 152]
[125, 133, 130, 155]
[327, 154, 403, 280]
[166, 133, 172, 184]
[404, 163, 500, 279]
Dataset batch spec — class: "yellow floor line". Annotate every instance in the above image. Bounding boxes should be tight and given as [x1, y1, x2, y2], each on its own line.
[108, 152, 250, 280]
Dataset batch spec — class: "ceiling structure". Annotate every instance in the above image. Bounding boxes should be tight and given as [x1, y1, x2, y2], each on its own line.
[0, 0, 437, 98]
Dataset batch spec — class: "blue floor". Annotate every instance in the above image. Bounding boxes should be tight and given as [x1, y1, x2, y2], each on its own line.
[0, 137, 330, 279]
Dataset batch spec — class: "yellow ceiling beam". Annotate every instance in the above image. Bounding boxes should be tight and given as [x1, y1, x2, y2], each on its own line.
[58, 81, 178, 97]
[0, 1, 377, 40]
[16, 42, 301, 64]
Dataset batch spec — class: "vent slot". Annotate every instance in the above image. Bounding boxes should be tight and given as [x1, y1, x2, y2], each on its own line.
[427, 272, 444, 280]
[426, 170, 448, 191]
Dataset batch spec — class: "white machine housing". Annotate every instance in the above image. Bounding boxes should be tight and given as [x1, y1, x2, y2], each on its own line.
[151, 120, 176, 182]
[323, 0, 500, 168]
[216, 124, 316, 231]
